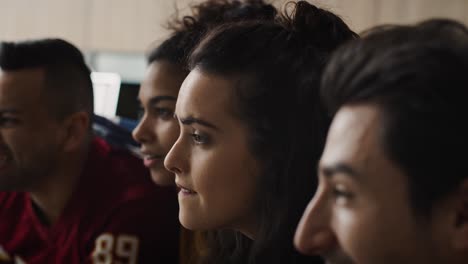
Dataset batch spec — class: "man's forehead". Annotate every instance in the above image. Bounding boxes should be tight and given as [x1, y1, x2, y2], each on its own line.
[0, 68, 46, 102]
[0, 67, 45, 77]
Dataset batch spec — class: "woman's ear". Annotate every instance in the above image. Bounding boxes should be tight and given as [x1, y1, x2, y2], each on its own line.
[62, 111, 90, 152]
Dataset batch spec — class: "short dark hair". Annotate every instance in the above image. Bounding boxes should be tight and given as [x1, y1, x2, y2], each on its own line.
[321, 19, 468, 215]
[189, 1, 357, 263]
[0, 38, 93, 121]
[147, 0, 277, 67]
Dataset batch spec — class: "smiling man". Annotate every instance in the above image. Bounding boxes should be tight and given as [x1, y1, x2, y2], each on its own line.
[294, 19, 468, 264]
[0, 39, 179, 263]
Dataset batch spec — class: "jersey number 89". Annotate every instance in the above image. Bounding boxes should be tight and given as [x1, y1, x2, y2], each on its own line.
[92, 233, 139, 264]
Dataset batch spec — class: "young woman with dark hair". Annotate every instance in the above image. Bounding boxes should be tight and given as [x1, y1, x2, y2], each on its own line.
[130, 1, 277, 262]
[164, 1, 357, 263]
[133, 0, 276, 186]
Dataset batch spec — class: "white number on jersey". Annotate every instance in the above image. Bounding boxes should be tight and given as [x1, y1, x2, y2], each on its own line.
[92, 233, 139, 264]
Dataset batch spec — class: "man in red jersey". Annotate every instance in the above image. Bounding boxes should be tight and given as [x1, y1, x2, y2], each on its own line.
[0, 39, 179, 263]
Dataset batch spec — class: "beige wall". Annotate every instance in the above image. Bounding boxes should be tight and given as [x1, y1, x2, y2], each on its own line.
[319, 0, 468, 34]
[1, 0, 467, 53]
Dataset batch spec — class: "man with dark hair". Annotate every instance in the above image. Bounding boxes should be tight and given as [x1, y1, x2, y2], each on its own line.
[0, 39, 179, 263]
[294, 19, 468, 264]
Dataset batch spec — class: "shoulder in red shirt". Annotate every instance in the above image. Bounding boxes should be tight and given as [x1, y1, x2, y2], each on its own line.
[0, 137, 180, 264]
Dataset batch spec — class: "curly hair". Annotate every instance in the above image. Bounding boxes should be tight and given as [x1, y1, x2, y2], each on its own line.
[143, 2, 278, 264]
[147, 0, 276, 68]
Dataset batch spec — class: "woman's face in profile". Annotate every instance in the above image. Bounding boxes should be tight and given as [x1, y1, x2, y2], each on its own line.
[164, 69, 260, 238]
[132, 61, 186, 186]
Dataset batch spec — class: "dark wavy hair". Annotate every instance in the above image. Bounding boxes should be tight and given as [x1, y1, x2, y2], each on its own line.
[320, 19, 468, 217]
[189, 1, 357, 263]
[0, 38, 93, 121]
[143, 2, 277, 263]
[147, 0, 276, 67]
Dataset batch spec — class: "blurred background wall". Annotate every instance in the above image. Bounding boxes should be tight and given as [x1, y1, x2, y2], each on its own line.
[1, 0, 467, 121]
[1, 0, 467, 53]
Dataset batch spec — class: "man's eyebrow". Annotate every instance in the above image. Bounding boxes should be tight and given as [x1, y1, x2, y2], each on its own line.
[179, 116, 219, 131]
[0, 108, 20, 114]
[321, 163, 361, 179]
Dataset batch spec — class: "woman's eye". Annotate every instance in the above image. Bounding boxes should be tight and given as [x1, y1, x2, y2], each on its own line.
[137, 107, 145, 120]
[154, 107, 174, 119]
[191, 132, 209, 145]
[332, 188, 353, 198]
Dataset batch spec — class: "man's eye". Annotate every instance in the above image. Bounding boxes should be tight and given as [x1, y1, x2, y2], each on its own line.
[331, 184, 354, 205]
[0, 117, 19, 127]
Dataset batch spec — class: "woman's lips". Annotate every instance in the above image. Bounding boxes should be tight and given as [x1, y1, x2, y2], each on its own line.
[176, 183, 197, 195]
[143, 155, 163, 168]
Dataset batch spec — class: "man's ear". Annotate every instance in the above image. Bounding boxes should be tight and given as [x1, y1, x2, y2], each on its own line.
[62, 111, 90, 152]
[452, 179, 468, 250]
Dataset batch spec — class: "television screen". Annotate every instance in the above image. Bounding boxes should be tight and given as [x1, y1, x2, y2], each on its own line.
[116, 82, 140, 120]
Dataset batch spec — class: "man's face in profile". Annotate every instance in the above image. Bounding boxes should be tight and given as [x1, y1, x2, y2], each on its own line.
[0, 68, 64, 191]
[295, 104, 456, 264]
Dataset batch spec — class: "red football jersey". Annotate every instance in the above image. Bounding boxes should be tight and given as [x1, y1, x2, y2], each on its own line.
[0, 137, 179, 264]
